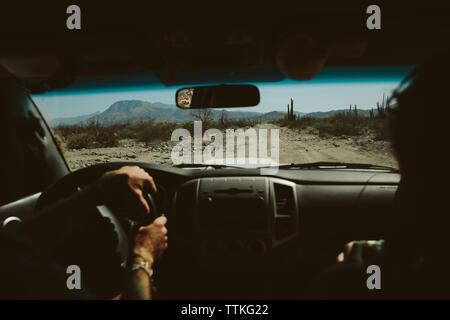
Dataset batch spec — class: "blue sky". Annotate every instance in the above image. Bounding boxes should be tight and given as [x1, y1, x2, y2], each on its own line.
[31, 66, 412, 120]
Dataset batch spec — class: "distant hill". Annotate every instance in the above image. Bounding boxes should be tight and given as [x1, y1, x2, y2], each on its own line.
[80, 100, 263, 125]
[252, 111, 305, 122]
[47, 100, 377, 127]
[84, 100, 180, 125]
[48, 111, 101, 127]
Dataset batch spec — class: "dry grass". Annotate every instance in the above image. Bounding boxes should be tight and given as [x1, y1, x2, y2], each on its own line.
[275, 111, 392, 140]
[54, 118, 261, 149]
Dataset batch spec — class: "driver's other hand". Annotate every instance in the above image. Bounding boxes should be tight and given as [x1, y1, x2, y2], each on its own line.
[102, 166, 157, 214]
[336, 240, 385, 267]
[133, 216, 168, 265]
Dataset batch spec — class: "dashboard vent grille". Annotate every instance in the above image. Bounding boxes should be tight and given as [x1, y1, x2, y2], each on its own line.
[273, 183, 295, 216]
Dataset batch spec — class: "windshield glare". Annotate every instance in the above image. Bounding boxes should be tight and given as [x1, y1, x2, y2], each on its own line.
[31, 67, 411, 171]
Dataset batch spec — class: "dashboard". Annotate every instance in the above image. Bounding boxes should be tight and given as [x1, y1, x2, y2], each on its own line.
[0, 162, 400, 298]
[114, 162, 400, 257]
[130, 163, 400, 298]
[140, 164, 399, 244]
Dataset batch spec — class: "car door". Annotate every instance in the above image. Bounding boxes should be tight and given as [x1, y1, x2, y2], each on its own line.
[0, 79, 69, 221]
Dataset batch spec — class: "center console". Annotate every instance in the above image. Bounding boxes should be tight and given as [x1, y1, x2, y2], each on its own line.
[171, 176, 299, 269]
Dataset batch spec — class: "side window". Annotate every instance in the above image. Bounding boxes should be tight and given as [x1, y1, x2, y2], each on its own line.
[0, 80, 69, 205]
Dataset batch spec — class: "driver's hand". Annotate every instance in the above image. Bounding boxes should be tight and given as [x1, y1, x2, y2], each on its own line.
[101, 166, 157, 214]
[133, 216, 168, 265]
[336, 240, 385, 267]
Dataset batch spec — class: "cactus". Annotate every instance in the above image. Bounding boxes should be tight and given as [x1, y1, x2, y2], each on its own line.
[291, 98, 295, 120]
[286, 98, 295, 121]
[376, 93, 392, 118]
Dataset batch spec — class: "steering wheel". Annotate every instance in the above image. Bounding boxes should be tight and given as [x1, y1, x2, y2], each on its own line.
[35, 163, 160, 297]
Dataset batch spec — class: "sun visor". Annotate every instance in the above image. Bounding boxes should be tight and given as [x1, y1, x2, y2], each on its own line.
[0, 57, 75, 93]
[0, 57, 66, 80]
[276, 35, 329, 81]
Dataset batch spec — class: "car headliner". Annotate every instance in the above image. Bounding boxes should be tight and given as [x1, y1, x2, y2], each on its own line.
[0, 2, 448, 92]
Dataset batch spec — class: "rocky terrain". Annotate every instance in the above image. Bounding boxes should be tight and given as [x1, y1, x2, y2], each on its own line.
[63, 123, 397, 171]
[63, 139, 175, 170]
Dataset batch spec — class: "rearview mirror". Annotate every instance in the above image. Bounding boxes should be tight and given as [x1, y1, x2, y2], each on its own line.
[176, 84, 260, 109]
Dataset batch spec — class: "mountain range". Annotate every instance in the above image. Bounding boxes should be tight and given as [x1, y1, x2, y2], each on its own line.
[47, 100, 376, 127]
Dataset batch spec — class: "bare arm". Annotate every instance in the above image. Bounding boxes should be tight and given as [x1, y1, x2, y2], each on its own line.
[121, 216, 168, 300]
[121, 256, 153, 300]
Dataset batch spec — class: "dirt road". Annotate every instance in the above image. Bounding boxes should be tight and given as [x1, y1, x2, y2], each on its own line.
[266, 124, 397, 167]
[63, 124, 397, 171]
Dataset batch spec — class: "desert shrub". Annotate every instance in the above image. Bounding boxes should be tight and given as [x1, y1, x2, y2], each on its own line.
[226, 118, 259, 128]
[216, 112, 229, 129]
[286, 116, 315, 130]
[67, 133, 92, 149]
[276, 112, 391, 139]
[59, 122, 119, 149]
[275, 118, 287, 127]
[137, 125, 166, 142]
[178, 121, 194, 136]
[54, 125, 85, 140]
[316, 113, 365, 136]
[92, 127, 119, 147]
[114, 121, 148, 139]
[190, 109, 214, 128]
[83, 122, 119, 148]
[135, 122, 179, 143]
[276, 116, 314, 129]
[369, 117, 391, 140]
[55, 111, 393, 150]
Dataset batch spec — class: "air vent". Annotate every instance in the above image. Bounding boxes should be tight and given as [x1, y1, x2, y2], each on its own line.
[273, 183, 295, 216]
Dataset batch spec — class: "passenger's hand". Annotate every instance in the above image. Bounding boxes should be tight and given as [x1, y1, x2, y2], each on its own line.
[336, 240, 385, 267]
[133, 216, 168, 265]
[100, 166, 157, 214]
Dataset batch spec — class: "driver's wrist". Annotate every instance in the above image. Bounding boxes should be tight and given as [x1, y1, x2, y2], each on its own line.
[132, 252, 154, 267]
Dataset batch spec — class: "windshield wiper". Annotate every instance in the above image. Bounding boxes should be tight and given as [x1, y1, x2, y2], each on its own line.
[273, 162, 399, 172]
[173, 163, 242, 169]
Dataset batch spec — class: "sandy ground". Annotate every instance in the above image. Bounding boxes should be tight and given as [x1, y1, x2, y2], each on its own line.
[63, 124, 398, 171]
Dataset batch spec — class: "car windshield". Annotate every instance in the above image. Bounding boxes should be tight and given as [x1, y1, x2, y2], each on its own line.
[31, 66, 411, 171]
